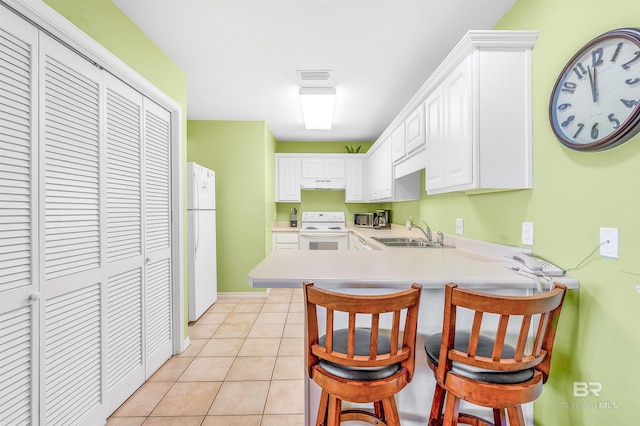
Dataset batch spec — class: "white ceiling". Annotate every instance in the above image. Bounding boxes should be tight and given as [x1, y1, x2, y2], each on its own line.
[112, 0, 517, 142]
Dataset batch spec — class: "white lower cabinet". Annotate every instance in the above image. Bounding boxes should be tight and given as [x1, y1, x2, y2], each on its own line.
[350, 233, 375, 251]
[273, 232, 299, 250]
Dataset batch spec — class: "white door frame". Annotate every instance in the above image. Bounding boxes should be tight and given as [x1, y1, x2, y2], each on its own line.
[4, 0, 187, 354]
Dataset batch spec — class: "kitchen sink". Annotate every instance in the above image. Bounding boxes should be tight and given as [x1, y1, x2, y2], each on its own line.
[371, 237, 453, 248]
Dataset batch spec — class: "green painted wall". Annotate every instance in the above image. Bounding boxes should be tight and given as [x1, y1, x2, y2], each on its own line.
[43, 1, 190, 331]
[277, 141, 374, 153]
[45, 0, 186, 108]
[405, 0, 640, 423]
[187, 121, 275, 294]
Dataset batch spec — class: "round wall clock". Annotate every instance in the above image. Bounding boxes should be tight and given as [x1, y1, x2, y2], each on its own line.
[549, 28, 640, 151]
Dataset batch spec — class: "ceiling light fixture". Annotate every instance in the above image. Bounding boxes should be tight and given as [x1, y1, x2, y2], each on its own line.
[299, 87, 336, 130]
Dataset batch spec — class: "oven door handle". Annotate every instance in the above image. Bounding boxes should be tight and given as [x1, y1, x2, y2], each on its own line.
[300, 232, 347, 237]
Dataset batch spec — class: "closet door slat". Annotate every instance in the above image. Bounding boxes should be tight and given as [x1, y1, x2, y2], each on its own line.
[44, 284, 101, 426]
[0, 307, 33, 426]
[106, 269, 143, 391]
[106, 85, 142, 262]
[0, 24, 34, 293]
[0, 9, 38, 426]
[42, 52, 100, 281]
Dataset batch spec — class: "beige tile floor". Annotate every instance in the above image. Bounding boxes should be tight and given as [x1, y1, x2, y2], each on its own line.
[107, 288, 305, 426]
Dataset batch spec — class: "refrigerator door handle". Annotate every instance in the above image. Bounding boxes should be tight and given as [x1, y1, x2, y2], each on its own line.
[194, 210, 200, 258]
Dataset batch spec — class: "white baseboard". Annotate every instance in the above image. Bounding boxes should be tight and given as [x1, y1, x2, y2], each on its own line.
[217, 289, 271, 299]
[178, 336, 190, 355]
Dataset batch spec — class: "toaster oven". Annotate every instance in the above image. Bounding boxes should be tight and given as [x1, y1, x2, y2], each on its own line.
[354, 212, 374, 228]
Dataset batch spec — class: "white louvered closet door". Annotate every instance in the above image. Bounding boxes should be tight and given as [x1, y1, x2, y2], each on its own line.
[39, 33, 105, 426]
[1, 5, 176, 424]
[0, 7, 39, 426]
[142, 98, 172, 376]
[103, 73, 146, 414]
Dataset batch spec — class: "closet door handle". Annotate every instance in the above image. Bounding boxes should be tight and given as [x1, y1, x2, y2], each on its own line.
[29, 292, 41, 303]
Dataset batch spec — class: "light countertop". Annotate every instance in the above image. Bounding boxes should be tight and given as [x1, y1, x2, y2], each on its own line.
[251, 224, 579, 291]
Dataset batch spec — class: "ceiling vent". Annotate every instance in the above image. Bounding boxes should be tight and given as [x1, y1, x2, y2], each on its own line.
[297, 70, 332, 81]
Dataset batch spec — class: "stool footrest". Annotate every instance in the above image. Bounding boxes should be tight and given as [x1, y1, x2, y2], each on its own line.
[341, 408, 388, 425]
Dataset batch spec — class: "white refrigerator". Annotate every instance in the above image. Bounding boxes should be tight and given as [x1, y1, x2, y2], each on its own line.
[187, 162, 218, 321]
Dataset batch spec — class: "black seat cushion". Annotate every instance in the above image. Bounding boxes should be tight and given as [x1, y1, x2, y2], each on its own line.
[318, 328, 400, 381]
[425, 331, 534, 384]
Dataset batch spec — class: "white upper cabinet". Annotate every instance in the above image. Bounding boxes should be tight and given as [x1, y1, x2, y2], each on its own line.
[391, 104, 425, 165]
[391, 124, 406, 162]
[377, 140, 393, 199]
[345, 157, 364, 202]
[404, 104, 426, 155]
[276, 156, 301, 202]
[426, 57, 473, 192]
[424, 31, 538, 194]
[274, 32, 537, 203]
[276, 154, 356, 202]
[301, 157, 345, 179]
[366, 139, 419, 202]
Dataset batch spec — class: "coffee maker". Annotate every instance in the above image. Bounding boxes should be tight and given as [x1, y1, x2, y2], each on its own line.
[373, 209, 391, 229]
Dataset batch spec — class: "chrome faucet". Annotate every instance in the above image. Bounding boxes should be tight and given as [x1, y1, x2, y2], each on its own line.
[408, 220, 432, 243]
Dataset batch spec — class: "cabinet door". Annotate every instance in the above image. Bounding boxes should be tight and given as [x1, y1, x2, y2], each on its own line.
[405, 103, 425, 154]
[425, 89, 445, 191]
[0, 9, 39, 425]
[443, 57, 473, 189]
[391, 124, 406, 162]
[276, 157, 301, 202]
[378, 140, 393, 199]
[272, 232, 298, 250]
[324, 157, 345, 178]
[345, 157, 363, 202]
[301, 157, 323, 178]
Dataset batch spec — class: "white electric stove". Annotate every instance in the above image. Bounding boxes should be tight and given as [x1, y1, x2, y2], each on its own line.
[299, 212, 348, 250]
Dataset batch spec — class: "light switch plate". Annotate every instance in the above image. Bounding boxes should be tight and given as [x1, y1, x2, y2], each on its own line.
[522, 222, 534, 245]
[456, 218, 464, 234]
[600, 228, 619, 258]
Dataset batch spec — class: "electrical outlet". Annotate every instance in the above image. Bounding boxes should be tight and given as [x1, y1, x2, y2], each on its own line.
[600, 228, 619, 258]
[522, 222, 534, 245]
[456, 218, 464, 234]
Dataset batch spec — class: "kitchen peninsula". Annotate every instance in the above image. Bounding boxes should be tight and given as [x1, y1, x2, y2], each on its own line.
[247, 229, 579, 426]
[250, 226, 579, 291]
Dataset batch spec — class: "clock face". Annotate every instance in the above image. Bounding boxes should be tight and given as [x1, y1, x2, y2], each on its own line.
[549, 28, 640, 151]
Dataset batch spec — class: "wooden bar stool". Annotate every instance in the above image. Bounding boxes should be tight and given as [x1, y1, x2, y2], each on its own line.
[425, 283, 567, 426]
[303, 282, 422, 426]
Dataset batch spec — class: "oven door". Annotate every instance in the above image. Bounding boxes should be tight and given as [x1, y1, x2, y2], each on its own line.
[299, 232, 348, 250]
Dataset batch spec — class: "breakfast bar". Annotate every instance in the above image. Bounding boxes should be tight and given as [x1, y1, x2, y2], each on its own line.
[248, 233, 579, 426]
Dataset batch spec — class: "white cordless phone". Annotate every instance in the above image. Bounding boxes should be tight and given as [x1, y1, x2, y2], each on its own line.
[505, 254, 564, 277]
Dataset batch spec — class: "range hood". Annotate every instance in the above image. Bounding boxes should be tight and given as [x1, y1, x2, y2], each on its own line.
[300, 178, 346, 190]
